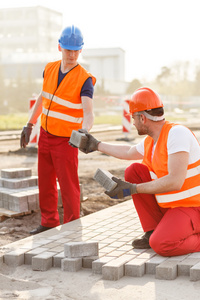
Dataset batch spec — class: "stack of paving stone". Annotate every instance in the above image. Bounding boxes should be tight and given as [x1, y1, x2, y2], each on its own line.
[0, 168, 39, 217]
[0, 168, 62, 219]
[61, 242, 99, 272]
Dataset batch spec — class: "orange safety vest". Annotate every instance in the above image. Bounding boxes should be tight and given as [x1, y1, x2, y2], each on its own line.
[41, 61, 96, 137]
[142, 121, 200, 208]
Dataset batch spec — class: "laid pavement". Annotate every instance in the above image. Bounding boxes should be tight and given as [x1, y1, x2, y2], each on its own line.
[0, 199, 200, 299]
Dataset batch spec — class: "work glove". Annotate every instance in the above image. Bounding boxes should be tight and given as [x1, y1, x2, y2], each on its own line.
[79, 133, 101, 154]
[20, 123, 33, 148]
[78, 129, 88, 135]
[105, 177, 137, 199]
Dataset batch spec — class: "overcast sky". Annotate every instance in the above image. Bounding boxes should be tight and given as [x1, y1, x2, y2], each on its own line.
[1, 0, 200, 82]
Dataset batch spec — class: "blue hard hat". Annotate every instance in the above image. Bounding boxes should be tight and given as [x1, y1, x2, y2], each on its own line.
[58, 25, 84, 50]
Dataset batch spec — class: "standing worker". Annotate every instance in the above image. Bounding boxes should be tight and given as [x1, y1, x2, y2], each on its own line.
[79, 87, 200, 257]
[20, 25, 96, 235]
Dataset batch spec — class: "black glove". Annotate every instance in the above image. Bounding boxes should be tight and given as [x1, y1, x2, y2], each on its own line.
[105, 177, 137, 199]
[79, 133, 101, 154]
[78, 129, 88, 134]
[20, 123, 33, 148]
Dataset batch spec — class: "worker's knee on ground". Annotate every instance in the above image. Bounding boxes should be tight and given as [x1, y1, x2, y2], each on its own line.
[149, 235, 172, 257]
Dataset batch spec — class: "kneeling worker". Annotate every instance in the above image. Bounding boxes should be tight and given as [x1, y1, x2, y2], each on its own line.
[79, 87, 200, 257]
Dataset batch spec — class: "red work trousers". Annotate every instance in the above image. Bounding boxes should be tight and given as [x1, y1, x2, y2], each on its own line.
[38, 127, 80, 227]
[125, 163, 200, 256]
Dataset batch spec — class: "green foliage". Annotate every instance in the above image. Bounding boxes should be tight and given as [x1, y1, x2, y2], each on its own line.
[126, 79, 143, 94]
[0, 113, 28, 130]
[94, 114, 122, 125]
[0, 113, 122, 130]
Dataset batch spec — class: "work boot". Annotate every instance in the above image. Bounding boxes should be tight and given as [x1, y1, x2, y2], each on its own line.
[132, 230, 154, 249]
[30, 225, 52, 235]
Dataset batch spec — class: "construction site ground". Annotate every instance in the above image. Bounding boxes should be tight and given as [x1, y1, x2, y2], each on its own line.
[0, 126, 137, 247]
[1, 124, 200, 299]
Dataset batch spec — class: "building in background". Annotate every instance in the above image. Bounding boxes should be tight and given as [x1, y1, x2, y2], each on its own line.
[0, 6, 63, 81]
[82, 48, 128, 95]
[0, 6, 129, 114]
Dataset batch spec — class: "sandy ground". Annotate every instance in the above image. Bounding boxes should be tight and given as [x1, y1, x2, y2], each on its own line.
[0, 129, 138, 246]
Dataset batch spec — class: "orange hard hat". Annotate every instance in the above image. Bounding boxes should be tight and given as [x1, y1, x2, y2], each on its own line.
[129, 87, 163, 114]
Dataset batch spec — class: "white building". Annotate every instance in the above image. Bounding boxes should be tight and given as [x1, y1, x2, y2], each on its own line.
[0, 6, 63, 80]
[82, 48, 128, 95]
[0, 6, 128, 95]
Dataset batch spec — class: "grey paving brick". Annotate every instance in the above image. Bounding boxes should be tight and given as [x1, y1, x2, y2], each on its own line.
[0, 254, 3, 268]
[1, 168, 32, 179]
[156, 260, 178, 280]
[2, 176, 38, 189]
[125, 258, 147, 277]
[27, 196, 39, 211]
[92, 256, 115, 274]
[64, 241, 99, 258]
[53, 252, 65, 268]
[93, 168, 117, 192]
[188, 252, 200, 258]
[102, 255, 132, 281]
[69, 130, 88, 148]
[82, 255, 99, 268]
[25, 247, 49, 265]
[178, 258, 200, 276]
[4, 249, 26, 266]
[190, 262, 200, 281]
[32, 251, 55, 271]
[61, 257, 82, 272]
[146, 255, 168, 274]
[8, 193, 28, 212]
[50, 245, 65, 253]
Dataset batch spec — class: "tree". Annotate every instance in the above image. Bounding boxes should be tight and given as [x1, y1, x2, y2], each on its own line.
[126, 79, 142, 94]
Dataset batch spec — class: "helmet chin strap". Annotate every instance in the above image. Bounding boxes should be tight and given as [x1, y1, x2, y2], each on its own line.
[142, 111, 165, 121]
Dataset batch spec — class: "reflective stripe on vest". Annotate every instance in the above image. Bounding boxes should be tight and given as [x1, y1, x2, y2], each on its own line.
[150, 165, 200, 181]
[150, 165, 200, 204]
[157, 186, 200, 203]
[42, 107, 83, 124]
[42, 91, 83, 110]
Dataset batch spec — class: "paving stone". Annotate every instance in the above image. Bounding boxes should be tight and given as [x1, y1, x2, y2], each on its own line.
[92, 256, 116, 274]
[64, 241, 99, 258]
[178, 258, 200, 276]
[82, 255, 99, 268]
[4, 249, 27, 266]
[32, 251, 55, 271]
[69, 130, 88, 148]
[53, 252, 65, 268]
[50, 245, 65, 253]
[1, 168, 32, 179]
[0, 254, 3, 268]
[61, 257, 82, 272]
[25, 247, 49, 265]
[8, 193, 28, 212]
[188, 252, 200, 258]
[2, 176, 38, 189]
[146, 255, 168, 274]
[27, 196, 39, 211]
[156, 260, 178, 280]
[190, 262, 200, 281]
[125, 258, 147, 277]
[102, 255, 132, 281]
[93, 168, 117, 192]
